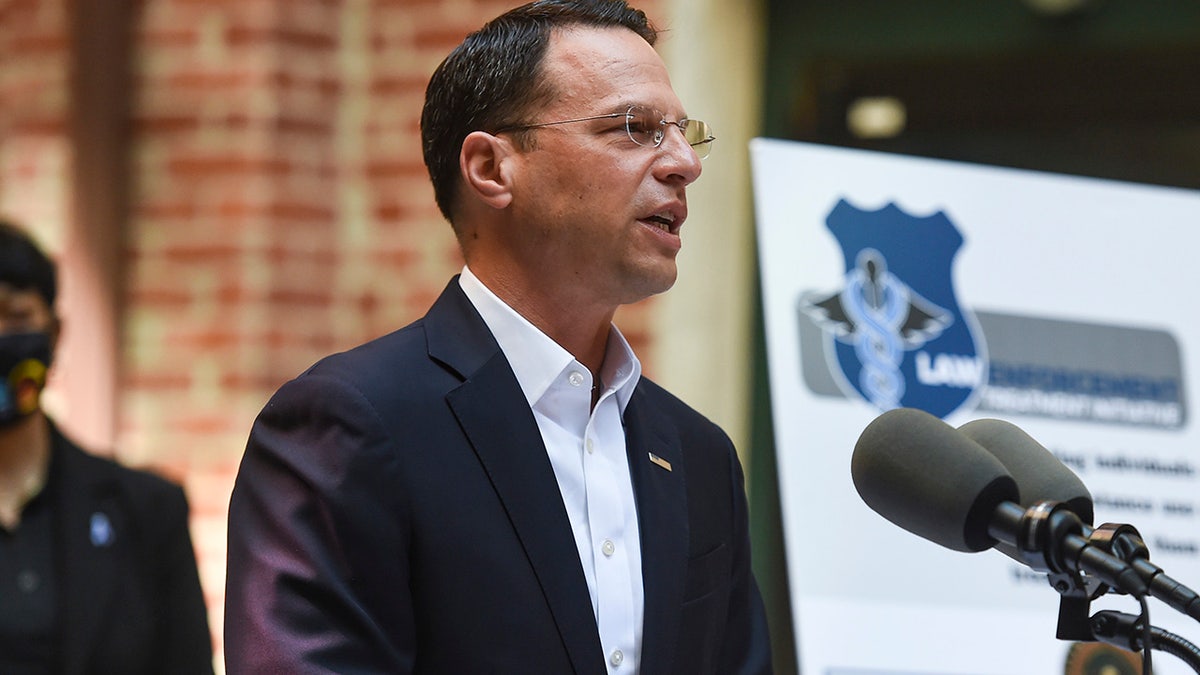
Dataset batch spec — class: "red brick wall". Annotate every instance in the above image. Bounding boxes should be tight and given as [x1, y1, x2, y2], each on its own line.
[0, 0, 70, 240]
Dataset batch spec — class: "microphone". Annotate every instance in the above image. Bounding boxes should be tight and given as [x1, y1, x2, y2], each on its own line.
[959, 418, 1093, 564]
[852, 408, 1146, 598]
[961, 418, 1200, 621]
[852, 407, 1016, 553]
[958, 418, 1093, 525]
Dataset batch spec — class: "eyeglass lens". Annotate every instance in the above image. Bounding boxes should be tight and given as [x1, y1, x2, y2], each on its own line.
[625, 106, 714, 159]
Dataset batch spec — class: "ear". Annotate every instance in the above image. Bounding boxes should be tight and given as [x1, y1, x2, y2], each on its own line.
[460, 131, 515, 210]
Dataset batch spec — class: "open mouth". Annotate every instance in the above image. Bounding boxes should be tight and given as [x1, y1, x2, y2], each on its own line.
[642, 211, 678, 234]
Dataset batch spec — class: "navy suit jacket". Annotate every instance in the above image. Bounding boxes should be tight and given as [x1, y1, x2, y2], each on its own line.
[225, 278, 771, 674]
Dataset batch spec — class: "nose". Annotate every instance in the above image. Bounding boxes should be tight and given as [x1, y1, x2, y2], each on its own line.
[655, 124, 703, 186]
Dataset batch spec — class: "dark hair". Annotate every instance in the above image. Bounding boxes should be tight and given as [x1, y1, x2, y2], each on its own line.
[0, 219, 57, 307]
[420, 0, 657, 226]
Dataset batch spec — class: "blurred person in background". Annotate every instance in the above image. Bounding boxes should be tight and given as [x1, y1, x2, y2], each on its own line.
[0, 219, 213, 674]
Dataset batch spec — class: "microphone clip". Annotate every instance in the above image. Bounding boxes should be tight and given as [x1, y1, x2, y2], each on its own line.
[1048, 522, 1142, 644]
[1052, 568, 1110, 643]
[1011, 501, 1090, 577]
[995, 499, 1148, 599]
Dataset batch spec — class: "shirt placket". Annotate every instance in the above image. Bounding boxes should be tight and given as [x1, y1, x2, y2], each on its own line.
[583, 394, 638, 673]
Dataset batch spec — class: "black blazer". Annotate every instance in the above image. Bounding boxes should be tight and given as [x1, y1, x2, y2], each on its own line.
[225, 278, 771, 674]
[47, 424, 213, 674]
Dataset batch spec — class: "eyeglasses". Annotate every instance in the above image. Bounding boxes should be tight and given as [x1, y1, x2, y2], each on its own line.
[495, 104, 715, 159]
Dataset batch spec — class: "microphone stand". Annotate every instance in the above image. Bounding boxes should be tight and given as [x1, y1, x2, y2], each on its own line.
[1051, 568, 1200, 673]
[1001, 500, 1200, 672]
[1090, 610, 1200, 671]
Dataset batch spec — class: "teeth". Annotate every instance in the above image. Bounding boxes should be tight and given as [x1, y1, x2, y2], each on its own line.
[644, 211, 675, 231]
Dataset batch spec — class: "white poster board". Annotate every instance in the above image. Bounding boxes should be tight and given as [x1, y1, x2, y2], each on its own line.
[751, 139, 1200, 675]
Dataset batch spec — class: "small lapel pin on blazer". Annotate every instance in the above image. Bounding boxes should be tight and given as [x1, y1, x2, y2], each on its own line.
[90, 512, 114, 547]
[648, 452, 672, 472]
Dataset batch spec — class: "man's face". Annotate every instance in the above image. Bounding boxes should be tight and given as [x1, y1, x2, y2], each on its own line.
[0, 284, 55, 337]
[505, 26, 704, 308]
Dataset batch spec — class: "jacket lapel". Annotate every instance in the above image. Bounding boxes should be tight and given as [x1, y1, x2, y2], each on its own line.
[426, 280, 606, 675]
[51, 431, 122, 675]
[623, 389, 689, 675]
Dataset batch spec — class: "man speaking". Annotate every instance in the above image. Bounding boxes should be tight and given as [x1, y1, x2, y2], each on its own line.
[224, 2, 772, 673]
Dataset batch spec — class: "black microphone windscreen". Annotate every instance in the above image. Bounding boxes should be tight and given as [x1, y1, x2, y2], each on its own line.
[958, 418, 1094, 526]
[852, 408, 1019, 553]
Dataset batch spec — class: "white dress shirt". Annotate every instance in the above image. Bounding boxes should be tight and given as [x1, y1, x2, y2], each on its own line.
[459, 267, 644, 674]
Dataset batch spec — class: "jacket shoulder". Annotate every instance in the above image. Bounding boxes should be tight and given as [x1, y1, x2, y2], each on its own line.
[53, 431, 188, 513]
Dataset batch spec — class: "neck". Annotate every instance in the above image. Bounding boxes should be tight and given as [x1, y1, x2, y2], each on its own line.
[468, 263, 617, 375]
[0, 412, 51, 530]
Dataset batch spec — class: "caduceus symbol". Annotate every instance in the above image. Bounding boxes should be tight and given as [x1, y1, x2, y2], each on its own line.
[802, 249, 952, 410]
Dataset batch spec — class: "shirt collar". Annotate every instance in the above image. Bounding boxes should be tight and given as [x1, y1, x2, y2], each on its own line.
[458, 266, 641, 413]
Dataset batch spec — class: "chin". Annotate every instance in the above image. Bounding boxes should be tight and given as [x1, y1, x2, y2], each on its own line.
[630, 268, 678, 301]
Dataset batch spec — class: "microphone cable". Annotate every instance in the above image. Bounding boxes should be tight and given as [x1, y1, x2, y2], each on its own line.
[1139, 595, 1153, 675]
[1090, 598, 1200, 673]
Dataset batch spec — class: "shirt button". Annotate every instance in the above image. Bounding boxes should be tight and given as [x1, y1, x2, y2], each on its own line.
[17, 570, 40, 593]
[586, 438, 595, 454]
[610, 649, 624, 666]
[602, 539, 616, 557]
[568, 371, 585, 387]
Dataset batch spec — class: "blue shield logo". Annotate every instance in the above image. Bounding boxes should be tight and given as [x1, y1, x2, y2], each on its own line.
[800, 199, 987, 418]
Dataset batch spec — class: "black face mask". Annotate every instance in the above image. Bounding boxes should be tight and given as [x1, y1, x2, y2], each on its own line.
[0, 331, 52, 427]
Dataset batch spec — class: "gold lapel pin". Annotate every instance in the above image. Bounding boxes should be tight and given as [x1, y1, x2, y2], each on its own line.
[648, 452, 672, 472]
